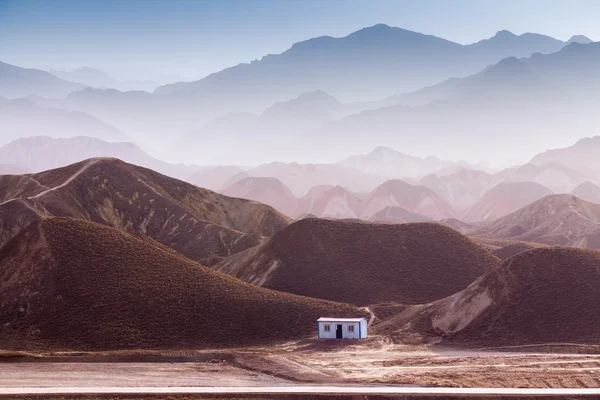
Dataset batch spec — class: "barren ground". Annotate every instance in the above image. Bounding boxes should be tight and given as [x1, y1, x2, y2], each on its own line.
[3, 337, 600, 392]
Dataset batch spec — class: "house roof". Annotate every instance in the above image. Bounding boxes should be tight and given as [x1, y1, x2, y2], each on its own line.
[317, 317, 367, 322]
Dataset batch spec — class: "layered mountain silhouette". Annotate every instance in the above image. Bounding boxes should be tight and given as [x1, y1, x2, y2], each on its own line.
[155, 25, 573, 104]
[187, 166, 247, 191]
[0, 61, 84, 98]
[496, 162, 592, 193]
[50, 67, 158, 92]
[419, 169, 498, 211]
[215, 218, 499, 305]
[322, 42, 600, 163]
[572, 181, 600, 203]
[360, 180, 456, 220]
[466, 181, 553, 222]
[295, 185, 363, 219]
[222, 177, 298, 218]
[338, 146, 478, 178]
[225, 162, 385, 196]
[27, 25, 591, 152]
[531, 136, 600, 174]
[0, 136, 199, 178]
[0, 99, 129, 146]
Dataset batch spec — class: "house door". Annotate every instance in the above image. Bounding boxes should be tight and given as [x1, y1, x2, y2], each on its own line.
[336, 324, 343, 339]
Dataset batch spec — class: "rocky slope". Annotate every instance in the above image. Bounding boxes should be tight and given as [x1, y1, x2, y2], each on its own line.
[378, 247, 600, 346]
[0, 158, 290, 263]
[472, 194, 600, 249]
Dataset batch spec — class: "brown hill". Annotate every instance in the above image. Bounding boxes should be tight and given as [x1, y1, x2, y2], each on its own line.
[0, 158, 291, 263]
[295, 185, 362, 219]
[378, 247, 600, 346]
[491, 241, 548, 260]
[466, 181, 553, 222]
[472, 194, 600, 249]
[215, 218, 499, 306]
[0, 218, 363, 350]
[469, 237, 547, 260]
[360, 179, 457, 221]
[222, 176, 298, 217]
[572, 181, 600, 204]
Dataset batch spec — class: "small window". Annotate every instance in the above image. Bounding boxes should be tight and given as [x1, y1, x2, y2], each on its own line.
[348, 325, 355, 332]
[324, 324, 331, 332]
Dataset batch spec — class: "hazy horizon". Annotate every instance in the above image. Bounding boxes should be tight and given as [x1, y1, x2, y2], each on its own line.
[1, 0, 598, 80]
[2, 0, 600, 169]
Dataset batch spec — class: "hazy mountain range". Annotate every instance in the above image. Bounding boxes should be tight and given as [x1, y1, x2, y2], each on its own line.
[156, 25, 588, 103]
[50, 67, 159, 92]
[0, 98, 129, 147]
[2, 24, 595, 163]
[0, 61, 85, 99]
[4, 134, 600, 225]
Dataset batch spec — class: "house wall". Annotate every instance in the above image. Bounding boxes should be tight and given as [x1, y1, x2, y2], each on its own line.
[360, 318, 368, 338]
[318, 321, 364, 339]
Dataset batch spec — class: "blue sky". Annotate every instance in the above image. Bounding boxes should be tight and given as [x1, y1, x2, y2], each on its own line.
[1, 0, 599, 80]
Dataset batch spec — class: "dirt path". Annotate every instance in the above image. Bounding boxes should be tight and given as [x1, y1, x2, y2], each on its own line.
[27, 159, 100, 200]
[0, 159, 100, 208]
[363, 306, 376, 325]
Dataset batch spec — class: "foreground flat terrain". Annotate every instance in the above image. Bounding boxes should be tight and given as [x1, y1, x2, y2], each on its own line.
[4, 385, 600, 397]
[0, 362, 290, 388]
[4, 339, 600, 390]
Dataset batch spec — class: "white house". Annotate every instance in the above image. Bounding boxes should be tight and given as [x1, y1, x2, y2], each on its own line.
[317, 317, 368, 339]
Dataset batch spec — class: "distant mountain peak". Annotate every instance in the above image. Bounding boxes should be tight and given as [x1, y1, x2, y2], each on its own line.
[363, 23, 392, 30]
[573, 135, 600, 148]
[349, 23, 400, 37]
[295, 89, 340, 102]
[493, 30, 518, 39]
[494, 56, 527, 67]
[482, 56, 535, 78]
[371, 145, 400, 154]
[567, 35, 593, 44]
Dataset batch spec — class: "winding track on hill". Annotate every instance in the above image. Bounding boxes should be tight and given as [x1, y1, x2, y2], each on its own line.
[0, 159, 99, 207]
[26, 158, 100, 200]
[2, 386, 600, 397]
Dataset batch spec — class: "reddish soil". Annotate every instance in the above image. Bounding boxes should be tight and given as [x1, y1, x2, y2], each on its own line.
[0, 217, 365, 350]
[216, 218, 500, 305]
[0, 158, 291, 263]
[379, 247, 600, 347]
